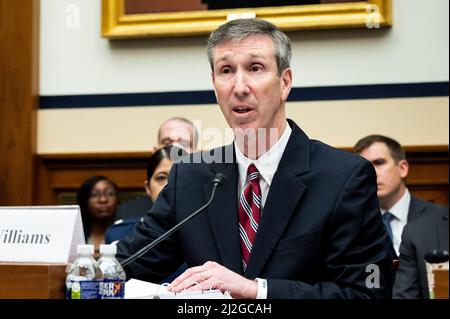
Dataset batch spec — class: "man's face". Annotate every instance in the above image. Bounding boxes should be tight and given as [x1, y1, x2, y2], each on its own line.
[159, 120, 194, 152]
[211, 35, 292, 134]
[359, 142, 408, 202]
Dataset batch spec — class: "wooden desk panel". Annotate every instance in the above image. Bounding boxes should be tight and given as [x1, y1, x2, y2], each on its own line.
[434, 269, 449, 299]
[0, 263, 66, 299]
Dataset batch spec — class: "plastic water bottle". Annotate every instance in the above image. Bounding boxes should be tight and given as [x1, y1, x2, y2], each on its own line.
[98, 244, 126, 299]
[66, 244, 102, 299]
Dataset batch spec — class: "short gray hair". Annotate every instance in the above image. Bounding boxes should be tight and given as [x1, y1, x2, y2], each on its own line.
[158, 117, 199, 150]
[207, 18, 292, 76]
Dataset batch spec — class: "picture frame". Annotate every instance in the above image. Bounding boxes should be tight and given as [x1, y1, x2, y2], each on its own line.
[102, 0, 392, 39]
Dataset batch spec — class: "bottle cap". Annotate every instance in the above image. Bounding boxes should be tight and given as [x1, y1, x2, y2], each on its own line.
[99, 244, 117, 255]
[77, 244, 94, 255]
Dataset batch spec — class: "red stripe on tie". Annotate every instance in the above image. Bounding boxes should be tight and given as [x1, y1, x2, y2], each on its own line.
[238, 164, 261, 269]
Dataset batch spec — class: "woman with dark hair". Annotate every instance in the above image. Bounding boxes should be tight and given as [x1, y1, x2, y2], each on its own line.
[144, 145, 187, 202]
[105, 146, 188, 282]
[77, 175, 119, 252]
[106, 145, 187, 242]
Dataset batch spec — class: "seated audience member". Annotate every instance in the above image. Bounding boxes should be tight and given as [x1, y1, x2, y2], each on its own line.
[158, 117, 199, 153]
[77, 175, 119, 254]
[144, 145, 188, 204]
[354, 135, 446, 258]
[106, 145, 189, 283]
[106, 145, 188, 243]
[115, 117, 198, 220]
[393, 209, 448, 298]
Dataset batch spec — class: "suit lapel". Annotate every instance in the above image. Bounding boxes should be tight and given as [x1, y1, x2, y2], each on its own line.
[245, 120, 311, 278]
[407, 196, 426, 222]
[204, 145, 243, 274]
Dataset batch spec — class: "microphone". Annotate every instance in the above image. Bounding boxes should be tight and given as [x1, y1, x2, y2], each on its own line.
[120, 173, 226, 267]
[425, 249, 449, 264]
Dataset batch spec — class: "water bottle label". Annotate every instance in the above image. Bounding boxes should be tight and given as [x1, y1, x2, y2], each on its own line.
[99, 279, 125, 299]
[66, 280, 100, 299]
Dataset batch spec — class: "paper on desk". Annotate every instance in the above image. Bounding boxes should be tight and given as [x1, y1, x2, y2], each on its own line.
[125, 278, 230, 299]
[125, 278, 169, 299]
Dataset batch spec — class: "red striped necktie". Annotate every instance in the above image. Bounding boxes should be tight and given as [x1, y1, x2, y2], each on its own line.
[238, 164, 261, 271]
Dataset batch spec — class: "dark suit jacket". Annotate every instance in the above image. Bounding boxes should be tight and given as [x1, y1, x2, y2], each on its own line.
[105, 218, 143, 244]
[407, 196, 437, 222]
[115, 196, 153, 220]
[388, 195, 437, 259]
[116, 120, 393, 298]
[393, 202, 449, 299]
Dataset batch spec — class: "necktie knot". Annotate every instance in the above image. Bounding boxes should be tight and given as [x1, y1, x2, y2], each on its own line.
[247, 164, 260, 182]
[383, 211, 394, 223]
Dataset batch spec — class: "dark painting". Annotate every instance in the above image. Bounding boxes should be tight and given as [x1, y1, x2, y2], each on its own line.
[125, 0, 361, 15]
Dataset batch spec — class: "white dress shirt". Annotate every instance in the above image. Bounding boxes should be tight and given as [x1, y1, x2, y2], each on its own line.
[235, 123, 292, 212]
[381, 189, 411, 256]
[234, 122, 292, 298]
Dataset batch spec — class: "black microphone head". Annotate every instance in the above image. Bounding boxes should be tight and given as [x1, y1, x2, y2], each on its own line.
[212, 173, 226, 187]
[424, 249, 449, 263]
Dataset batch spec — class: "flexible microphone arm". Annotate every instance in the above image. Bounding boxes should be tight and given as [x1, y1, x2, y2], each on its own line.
[120, 173, 226, 268]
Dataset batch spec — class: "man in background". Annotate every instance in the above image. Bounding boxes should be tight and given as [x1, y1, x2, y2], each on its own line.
[115, 117, 198, 220]
[157, 117, 198, 153]
[393, 209, 448, 298]
[354, 135, 447, 258]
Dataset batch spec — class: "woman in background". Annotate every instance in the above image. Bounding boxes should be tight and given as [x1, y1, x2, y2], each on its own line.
[144, 144, 187, 203]
[77, 175, 119, 254]
[105, 145, 187, 242]
[105, 145, 187, 282]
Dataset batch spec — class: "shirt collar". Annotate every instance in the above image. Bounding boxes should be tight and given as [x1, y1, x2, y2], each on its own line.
[235, 122, 292, 187]
[381, 188, 411, 223]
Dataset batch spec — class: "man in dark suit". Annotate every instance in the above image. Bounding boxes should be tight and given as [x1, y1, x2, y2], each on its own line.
[116, 18, 393, 299]
[393, 209, 449, 298]
[354, 135, 441, 258]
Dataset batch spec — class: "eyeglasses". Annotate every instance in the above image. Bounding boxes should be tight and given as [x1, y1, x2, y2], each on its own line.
[89, 190, 117, 200]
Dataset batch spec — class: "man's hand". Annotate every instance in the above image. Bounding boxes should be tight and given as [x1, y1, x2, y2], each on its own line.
[168, 261, 258, 299]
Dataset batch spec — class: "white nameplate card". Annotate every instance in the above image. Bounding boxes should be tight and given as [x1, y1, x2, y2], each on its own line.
[0, 205, 85, 263]
[125, 278, 231, 299]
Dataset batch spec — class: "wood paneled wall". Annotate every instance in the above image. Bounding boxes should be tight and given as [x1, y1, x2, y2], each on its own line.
[403, 146, 449, 205]
[36, 152, 150, 205]
[0, 0, 39, 205]
[36, 146, 449, 206]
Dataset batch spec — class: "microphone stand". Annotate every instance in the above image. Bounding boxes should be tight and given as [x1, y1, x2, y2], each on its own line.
[120, 174, 225, 268]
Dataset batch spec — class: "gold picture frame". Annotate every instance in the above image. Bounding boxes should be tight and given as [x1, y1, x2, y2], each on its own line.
[102, 0, 392, 39]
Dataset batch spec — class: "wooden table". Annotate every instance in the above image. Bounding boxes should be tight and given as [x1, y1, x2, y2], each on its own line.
[0, 263, 66, 299]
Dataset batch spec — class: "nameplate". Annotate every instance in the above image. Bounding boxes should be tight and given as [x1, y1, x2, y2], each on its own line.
[0, 205, 85, 263]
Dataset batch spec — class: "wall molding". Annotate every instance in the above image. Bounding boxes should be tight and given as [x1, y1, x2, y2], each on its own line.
[39, 82, 449, 109]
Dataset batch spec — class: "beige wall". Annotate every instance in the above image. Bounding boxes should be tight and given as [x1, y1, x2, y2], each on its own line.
[40, 0, 449, 94]
[38, 0, 449, 154]
[37, 97, 449, 153]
